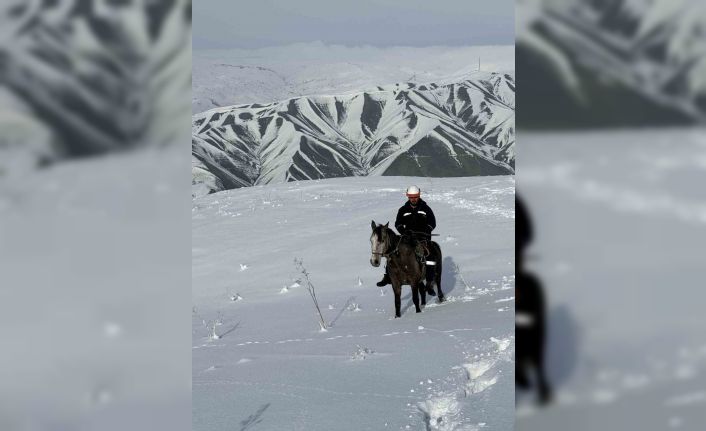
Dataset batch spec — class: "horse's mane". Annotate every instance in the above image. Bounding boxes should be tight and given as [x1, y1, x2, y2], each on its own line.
[382, 225, 399, 240]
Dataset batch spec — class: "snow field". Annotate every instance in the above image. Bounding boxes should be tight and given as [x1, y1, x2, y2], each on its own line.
[192, 175, 514, 430]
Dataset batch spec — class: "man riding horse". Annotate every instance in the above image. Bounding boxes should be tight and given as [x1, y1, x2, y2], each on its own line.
[376, 185, 438, 289]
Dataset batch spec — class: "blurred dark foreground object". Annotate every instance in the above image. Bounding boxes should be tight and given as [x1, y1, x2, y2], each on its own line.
[516, 195, 552, 405]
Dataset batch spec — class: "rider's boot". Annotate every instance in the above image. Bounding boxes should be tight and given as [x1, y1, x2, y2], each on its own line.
[376, 272, 391, 287]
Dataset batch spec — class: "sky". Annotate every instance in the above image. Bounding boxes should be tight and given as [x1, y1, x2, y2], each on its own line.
[193, 0, 515, 50]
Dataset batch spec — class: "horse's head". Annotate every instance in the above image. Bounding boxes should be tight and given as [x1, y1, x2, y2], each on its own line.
[370, 220, 390, 267]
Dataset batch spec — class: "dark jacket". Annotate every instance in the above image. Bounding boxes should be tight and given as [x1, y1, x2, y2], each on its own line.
[395, 198, 436, 240]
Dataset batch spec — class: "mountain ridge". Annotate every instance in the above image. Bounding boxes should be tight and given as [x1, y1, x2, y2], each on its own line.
[192, 71, 515, 197]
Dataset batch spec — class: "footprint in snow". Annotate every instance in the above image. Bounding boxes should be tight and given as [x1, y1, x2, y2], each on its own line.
[463, 359, 499, 396]
[418, 396, 462, 431]
[490, 337, 511, 352]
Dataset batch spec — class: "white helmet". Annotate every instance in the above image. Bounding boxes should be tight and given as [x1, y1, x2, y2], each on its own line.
[405, 185, 421, 197]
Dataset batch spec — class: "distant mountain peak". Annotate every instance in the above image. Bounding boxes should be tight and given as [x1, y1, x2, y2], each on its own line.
[192, 73, 515, 197]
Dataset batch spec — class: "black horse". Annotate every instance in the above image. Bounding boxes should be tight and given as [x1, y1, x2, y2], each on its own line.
[370, 221, 444, 318]
[516, 195, 552, 404]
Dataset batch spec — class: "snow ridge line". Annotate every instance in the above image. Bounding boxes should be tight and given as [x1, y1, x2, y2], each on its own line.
[193, 327, 491, 349]
[192, 379, 424, 401]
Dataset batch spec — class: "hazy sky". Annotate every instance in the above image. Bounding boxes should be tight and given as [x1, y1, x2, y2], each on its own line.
[193, 0, 514, 50]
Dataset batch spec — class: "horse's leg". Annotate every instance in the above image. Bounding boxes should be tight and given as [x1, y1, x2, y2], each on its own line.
[515, 359, 530, 388]
[425, 263, 436, 296]
[536, 354, 552, 405]
[534, 305, 551, 404]
[411, 281, 421, 313]
[419, 279, 427, 306]
[393, 282, 402, 318]
[531, 325, 552, 404]
[436, 253, 444, 302]
[425, 244, 439, 296]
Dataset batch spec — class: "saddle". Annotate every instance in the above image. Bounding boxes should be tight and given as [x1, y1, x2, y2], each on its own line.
[401, 233, 433, 268]
[414, 241, 430, 260]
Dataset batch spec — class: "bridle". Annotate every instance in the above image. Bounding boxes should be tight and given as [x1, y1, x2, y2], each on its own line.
[371, 227, 400, 258]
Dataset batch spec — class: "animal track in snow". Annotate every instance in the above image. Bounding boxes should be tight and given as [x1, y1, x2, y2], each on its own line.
[463, 359, 499, 396]
[418, 396, 462, 431]
[490, 337, 511, 352]
[463, 359, 495, 380]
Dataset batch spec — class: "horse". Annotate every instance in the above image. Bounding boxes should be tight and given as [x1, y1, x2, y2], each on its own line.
[515, 195, 552, 404]
[370, 221, 444, 318]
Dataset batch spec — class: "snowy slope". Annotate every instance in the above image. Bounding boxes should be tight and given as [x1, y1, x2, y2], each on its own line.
[0, 146, 191, 431]
[517, 0, 706, 127]
[192, 72, 515, 196]
[192, 43, 515, 113]
[192, 175, 515, 431]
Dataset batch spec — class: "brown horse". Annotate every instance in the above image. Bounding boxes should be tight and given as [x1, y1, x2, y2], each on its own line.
[370, 221, 443, 318]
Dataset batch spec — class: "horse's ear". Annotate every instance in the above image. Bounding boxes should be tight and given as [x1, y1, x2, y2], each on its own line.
[371, 220, 376, 230]
[384, 222, 389, 228]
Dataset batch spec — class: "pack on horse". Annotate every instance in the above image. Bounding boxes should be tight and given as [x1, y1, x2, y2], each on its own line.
[370, 221, 444, 318]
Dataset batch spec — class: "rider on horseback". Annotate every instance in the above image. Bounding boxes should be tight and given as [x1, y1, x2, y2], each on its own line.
[377, 185, 437, 287]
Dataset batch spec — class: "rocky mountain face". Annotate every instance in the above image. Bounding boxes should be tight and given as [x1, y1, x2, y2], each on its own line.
[517, 0, 706, 128]
[192, 72, 515, 196]
[0, 0, 192, 160]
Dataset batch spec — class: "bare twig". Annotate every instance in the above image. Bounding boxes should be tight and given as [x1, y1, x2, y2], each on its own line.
[294, 258, 327, 331]
[453, 262, 473, 290]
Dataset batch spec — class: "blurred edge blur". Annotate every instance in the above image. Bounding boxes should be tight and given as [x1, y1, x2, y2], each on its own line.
[516, 0, 706, 430]
[0, 2, 192, 431]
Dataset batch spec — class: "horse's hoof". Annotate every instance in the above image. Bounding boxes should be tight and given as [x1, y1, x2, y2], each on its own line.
[416, 309, 422, 313]
[438, 296, 445, 303]
[395, 314, 401, 318]
[427, 289, 436, 297]
[539, 387, 553, 405]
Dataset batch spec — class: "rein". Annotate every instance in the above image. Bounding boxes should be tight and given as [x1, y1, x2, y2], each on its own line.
[404, 230, 440, 237]
[371, 229, 401, 258]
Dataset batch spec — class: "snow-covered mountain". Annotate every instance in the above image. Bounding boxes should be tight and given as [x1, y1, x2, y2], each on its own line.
[517, 0, 706, 128]
[192, 43, 515, 113]
[0, 0, 191, 163]
[192, 72, 515, 196]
